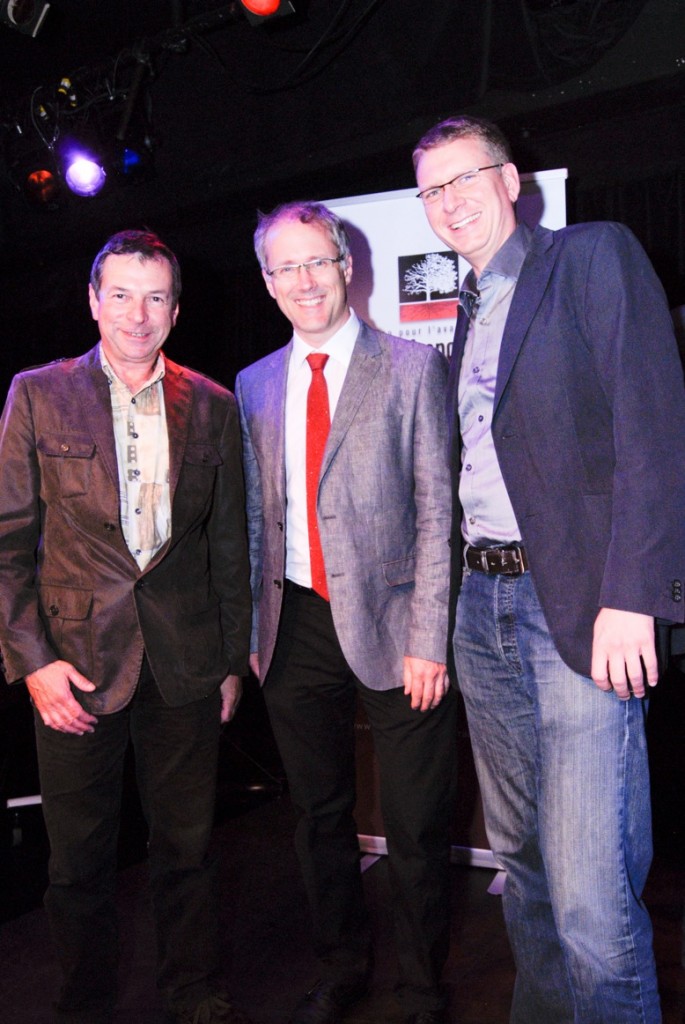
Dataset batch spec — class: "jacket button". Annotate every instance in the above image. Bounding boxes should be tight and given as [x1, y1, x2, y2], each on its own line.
[49, 605, 59, 616]
[273, 580, 282, 589]
[59, 443, 70, 452]
[104, 522, 116, 532]
[277, 522, 283, 531]
[135, 580, 145, 590]
[672, 579, 683, 601]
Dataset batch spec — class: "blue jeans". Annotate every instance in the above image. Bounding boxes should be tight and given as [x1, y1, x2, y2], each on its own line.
[453, 568, 660, 1024]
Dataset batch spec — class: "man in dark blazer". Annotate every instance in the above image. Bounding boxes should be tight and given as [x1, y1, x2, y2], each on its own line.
[0, 231, 254, 1024]
[235, 202, 456, 1024]
[414, 115, 685, 1023]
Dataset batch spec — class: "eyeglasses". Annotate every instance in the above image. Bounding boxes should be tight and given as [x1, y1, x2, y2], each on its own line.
[265, 255, 345, 279]
[416, 164, 504, 205]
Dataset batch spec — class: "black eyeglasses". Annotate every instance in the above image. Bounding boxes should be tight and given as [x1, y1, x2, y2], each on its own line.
[416, 164, 503, 205]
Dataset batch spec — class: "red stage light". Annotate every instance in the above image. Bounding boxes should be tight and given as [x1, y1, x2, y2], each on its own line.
[25, 167, 59, 205]
[240, 0, 280, 15]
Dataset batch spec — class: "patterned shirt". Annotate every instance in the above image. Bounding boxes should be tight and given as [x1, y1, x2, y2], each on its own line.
[100, 347, 171, 570]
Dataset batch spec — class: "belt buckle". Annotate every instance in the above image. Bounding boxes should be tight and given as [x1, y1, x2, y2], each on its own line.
[508, 544, 525, 575]
[480, 549, 492, 573]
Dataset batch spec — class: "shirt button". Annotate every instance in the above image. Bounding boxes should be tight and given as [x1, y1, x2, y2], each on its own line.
[469, 516, 476, 524]
[135, 508, 142, 515]
[478, 415, 484, 422]
[473, 366, 480, 373]
[465, 464, 472, 471]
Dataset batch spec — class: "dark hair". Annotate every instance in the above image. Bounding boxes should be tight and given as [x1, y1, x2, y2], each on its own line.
[412, 115, 513, 172]
[90, 229, 182, 307]
[254, 201, 351, 272]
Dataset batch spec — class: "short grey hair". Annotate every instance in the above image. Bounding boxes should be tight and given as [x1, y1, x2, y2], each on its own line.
[254, 201, 351, 272]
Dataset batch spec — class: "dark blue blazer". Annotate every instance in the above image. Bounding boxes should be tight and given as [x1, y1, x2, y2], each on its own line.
[447, 222, 685, 677]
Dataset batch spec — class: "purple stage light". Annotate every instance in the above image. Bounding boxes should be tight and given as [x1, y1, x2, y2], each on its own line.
[64, 153, 106, 197]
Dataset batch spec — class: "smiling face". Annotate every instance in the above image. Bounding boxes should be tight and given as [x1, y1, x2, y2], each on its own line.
[88, 253, 178, 382]
[262, 216, 352, 349]
[415, 136, 520, 278]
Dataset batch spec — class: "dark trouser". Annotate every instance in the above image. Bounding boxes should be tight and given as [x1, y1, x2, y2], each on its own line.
[263, 583, 457, 1015]
[34, 659, 222, 1023]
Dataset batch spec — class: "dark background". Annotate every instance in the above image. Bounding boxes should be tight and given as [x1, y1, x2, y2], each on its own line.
[1, 0, 684, 916]
[1, 0, 684, 399]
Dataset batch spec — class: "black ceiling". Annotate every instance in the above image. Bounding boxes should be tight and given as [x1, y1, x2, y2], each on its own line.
[1, 0, 683, 272]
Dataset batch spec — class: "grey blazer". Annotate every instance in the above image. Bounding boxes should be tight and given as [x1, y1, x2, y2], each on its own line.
[235, 320, 452, 690]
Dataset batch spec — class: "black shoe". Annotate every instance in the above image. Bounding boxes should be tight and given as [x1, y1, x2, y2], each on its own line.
[404, 1012, 448, 1024]
[172, 992, 257, 1024]
[287, 977, 368, 1024]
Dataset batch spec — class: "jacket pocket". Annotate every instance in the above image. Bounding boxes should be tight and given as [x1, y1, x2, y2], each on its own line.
[38, 583, 94, 676]
[183, 443, 222, 467]
[37, 435, 96, 497]
[381, 555, 415, 587]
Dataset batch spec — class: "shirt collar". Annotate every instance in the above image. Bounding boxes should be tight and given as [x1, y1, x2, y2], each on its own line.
[459, 223, 532, 317]
[481, 222, 532, 284]
[291, 309, 359, 371]
[99, 343, 166, 392]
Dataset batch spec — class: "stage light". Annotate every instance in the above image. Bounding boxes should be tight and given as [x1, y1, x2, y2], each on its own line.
[63, 150, 107, 197]
[7, 136, 62, 209]
[25, 166, 60, 205]
[242, 0, 280, 13]
[0, 0, 50, 37]
[238, 0, 295, 25]
[111, 137, 154, 183]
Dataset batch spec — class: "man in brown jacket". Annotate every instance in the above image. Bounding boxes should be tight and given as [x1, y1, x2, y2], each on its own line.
[0, 230, 253, 1024]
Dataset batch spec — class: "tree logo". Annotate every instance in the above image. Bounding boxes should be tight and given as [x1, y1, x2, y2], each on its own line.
[399, 251, 459, 322]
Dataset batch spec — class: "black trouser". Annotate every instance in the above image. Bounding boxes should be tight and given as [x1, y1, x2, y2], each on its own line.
[34, 659, 222, 1023]
[263, 583, 458, 1015]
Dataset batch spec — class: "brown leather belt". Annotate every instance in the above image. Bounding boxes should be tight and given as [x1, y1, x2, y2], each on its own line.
[464, 544, 529, 576]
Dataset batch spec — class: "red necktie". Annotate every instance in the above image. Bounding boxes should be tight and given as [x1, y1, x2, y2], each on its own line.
[306, 352, 330, 600]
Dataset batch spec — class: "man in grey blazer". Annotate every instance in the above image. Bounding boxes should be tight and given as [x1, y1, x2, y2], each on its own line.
[0, 231, 253, 1024]
[414, 115, 685, 1023]
[235, 202, 456, 1024]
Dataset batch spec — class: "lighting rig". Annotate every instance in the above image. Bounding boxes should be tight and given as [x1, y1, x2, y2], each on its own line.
[1, 0, 295, 208]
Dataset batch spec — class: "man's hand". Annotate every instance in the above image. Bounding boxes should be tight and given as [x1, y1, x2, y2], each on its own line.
[403, 656, 449, 711]
[220, 674, 243, 723]
[25, 660, 98, 734]
[591, 608, 657, 699]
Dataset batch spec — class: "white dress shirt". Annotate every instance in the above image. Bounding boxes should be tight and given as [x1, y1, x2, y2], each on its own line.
[284, 310, 359, 586]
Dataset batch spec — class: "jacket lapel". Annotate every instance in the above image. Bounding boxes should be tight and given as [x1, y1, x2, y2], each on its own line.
[321, 322, 381, 477]
[162, 359, 193, 501]
[447, 303, 470, 460]
[71, 347, 120, 491]
[494, 225, 556, 413]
